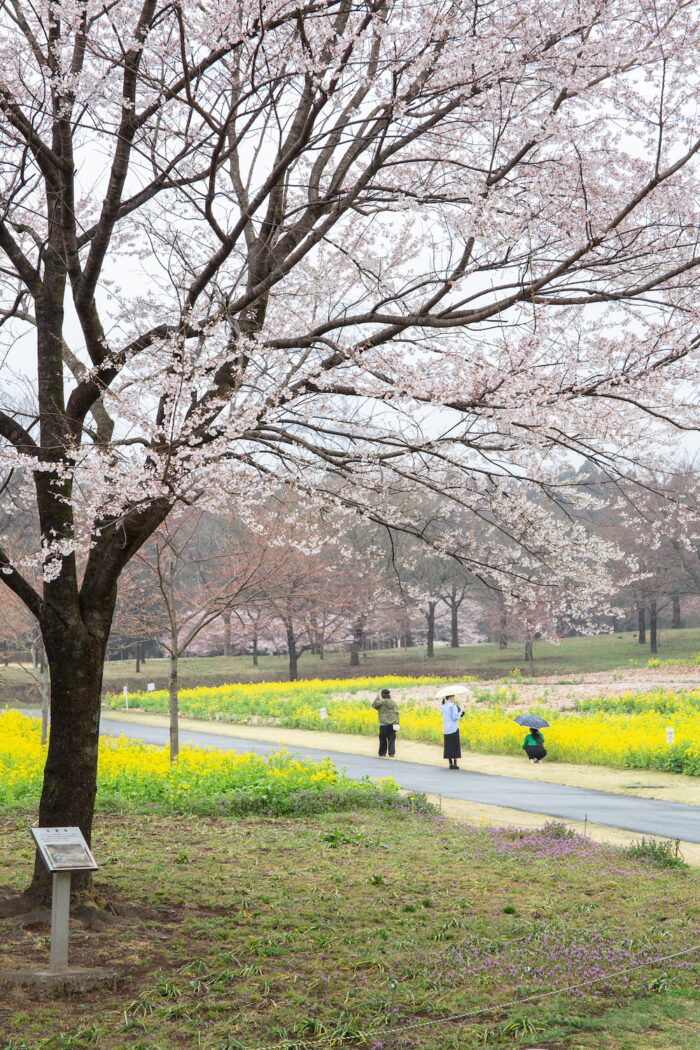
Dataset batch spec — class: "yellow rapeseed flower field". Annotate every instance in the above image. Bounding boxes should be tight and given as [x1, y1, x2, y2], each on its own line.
[0, 710, 401, 813]
[107, 680, 700, 775]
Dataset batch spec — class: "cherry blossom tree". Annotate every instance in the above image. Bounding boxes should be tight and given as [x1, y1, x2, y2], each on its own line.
[599, 462, 700, 651]
[118, 509, 282, 757]
[2, 0, 700, 899]
[261, 528, 347, 679]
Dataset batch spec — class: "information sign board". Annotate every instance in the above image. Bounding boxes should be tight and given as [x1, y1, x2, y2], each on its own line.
[666, 727, 675, 745]
[31, 827, 98, 873]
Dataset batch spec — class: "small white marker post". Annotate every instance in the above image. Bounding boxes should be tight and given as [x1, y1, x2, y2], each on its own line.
[147, 682, 155, 692]
[123, 684, 129, 710]
[319, 706, 327, 731]
[30, 827, 98, 974]
[666, 727, 674, 745]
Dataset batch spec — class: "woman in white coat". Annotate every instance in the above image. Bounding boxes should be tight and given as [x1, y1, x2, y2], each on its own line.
[441, 693, 464, 769]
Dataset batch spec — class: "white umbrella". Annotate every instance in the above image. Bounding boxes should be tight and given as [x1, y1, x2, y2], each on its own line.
[434, 684, 471, 699]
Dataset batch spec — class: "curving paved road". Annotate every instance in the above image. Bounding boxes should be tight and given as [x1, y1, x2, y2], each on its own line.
[100, 716, 700, 843]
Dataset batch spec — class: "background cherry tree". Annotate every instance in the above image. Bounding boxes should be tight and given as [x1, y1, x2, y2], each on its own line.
[1, 0, 700, 899]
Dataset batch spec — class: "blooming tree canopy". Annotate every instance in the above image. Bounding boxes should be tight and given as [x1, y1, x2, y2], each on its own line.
[1, 0, 700, 896]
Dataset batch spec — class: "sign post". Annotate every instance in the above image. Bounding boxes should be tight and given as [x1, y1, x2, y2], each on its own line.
[30, 827, 98, 974]
[1, 830, 115, 995]
[666, 727, 674, 745]
[49, 872, 72, 972]
[123, 685, 129, 710]
[319, 706, 327, 731]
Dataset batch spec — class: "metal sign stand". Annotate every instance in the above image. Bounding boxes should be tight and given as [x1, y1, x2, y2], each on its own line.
[49, 871, 72, 973]
[0, 827, 116, 995]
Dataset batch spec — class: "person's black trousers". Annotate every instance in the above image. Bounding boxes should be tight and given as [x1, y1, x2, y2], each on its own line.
[378, 723, 396, 757]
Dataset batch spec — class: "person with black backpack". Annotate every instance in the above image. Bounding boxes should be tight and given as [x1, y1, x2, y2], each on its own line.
[522, 728, 547, 763]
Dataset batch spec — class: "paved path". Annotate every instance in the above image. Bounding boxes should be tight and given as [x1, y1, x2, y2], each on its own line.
[100, 716, 700, 843]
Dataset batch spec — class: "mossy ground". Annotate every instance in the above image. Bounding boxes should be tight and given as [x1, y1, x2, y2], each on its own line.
[1, 807, 697, 1050]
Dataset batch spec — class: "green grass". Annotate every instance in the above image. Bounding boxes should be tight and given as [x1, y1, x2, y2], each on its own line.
[1, 810, 697, 1049]
[5, 628, 700, 705]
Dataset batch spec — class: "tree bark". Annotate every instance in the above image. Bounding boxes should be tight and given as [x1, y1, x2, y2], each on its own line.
[443, 584, 465, 647]
[637, 603, 646, 644]
[30, 607, 113, 902]
[286, 623, 298, 680]
[649, 600, 658, 654]
[524, 635, 534, 676]
[450, 600, 459, 648]
[168, 651, 179, 761]
[349, 616, 365, 666]
[426, 601, 436, 658]
[252, 625, 258, 666]
[671, 593, 682, 629]
[499, 612, 507, 649]
[135, 640, 141, 673]
[222, 610, 232, 657]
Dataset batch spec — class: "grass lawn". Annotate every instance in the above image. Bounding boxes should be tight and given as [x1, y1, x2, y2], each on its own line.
[1, 808, 697, 1049]
[5, 628, 700, 705]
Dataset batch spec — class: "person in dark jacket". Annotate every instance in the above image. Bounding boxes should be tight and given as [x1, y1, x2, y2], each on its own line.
[522, 728, 547, 762]
[372, 688, 400, 757]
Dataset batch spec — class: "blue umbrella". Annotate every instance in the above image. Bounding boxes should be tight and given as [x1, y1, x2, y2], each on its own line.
[513, 714, 549, 729]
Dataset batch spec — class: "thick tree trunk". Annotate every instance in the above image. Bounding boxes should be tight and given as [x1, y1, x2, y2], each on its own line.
[450, 601, 459, 648]
[39, 665, 50, 747]
[286, 623, 298, 680]
[671, 593, 682, 629]
[349, 616, 365, 666]
[135, 640, 141, 673]
[222, 610, 232, 657]
[649, 600, 658, 654]
[252, 625, 258, 666]
[169, 651, 179, 761]
[426, 601, 436, 658]
[637, 604, 646, 644]
[30, 611, 112, 902]
[443, 585, 464, 647]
